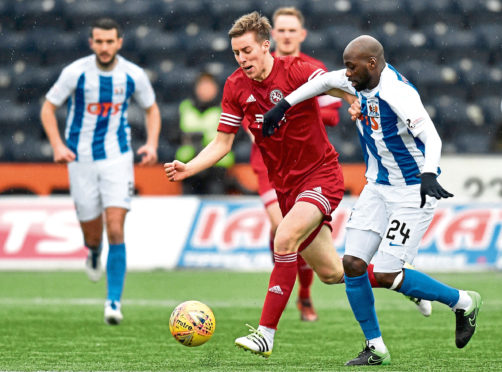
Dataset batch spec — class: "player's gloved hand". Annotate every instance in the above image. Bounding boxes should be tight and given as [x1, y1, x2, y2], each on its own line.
[420, 172, 454, 208]
[263, 98, 291, 137]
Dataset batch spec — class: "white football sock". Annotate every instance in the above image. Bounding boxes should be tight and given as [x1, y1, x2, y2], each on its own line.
[452, 290, 472, 312]
[258, 325, 275, 347]
[368, 336, 388, 354]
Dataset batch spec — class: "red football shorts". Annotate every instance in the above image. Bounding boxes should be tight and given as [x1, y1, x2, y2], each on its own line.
[276, 167, 344, 252]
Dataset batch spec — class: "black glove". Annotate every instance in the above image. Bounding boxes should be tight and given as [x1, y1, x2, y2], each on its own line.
[420, 172, 454, 208]
[262, 99, 291, 137]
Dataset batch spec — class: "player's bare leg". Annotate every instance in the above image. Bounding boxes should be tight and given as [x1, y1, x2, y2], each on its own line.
[265, 201, 318, 321]
[300, 224, 344, 284]
[103, 207, 128, 325]
[81, 215, 104, 282]
[235, 202, 323, 357]
[265, 201, 282, 238]
[104, 207, 126, 245]
[298, 224, 346, 317]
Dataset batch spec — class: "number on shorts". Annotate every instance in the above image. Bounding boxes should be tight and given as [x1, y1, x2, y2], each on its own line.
[386, 219, 410, 244]
[128, 181, 134, 197]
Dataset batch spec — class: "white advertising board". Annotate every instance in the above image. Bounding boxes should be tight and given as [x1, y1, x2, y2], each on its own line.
[0, 196, 198, 270]
[0, 196, 501, 271]
[440, 156, 502, 202]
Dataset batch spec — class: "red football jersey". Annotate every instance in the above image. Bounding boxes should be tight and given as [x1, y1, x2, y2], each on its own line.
[294, 52, 327, 70]
[218, 56, 341, 194]
[282, 52, 342, 126]
[247, 53, 342, 198]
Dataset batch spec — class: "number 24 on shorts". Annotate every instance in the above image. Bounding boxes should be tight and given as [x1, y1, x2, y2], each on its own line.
[386, 219, 410, 245]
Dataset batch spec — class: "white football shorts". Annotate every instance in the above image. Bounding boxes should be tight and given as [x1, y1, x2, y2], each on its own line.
[345, 181, 437, 265]
[68, 151, 134, 222]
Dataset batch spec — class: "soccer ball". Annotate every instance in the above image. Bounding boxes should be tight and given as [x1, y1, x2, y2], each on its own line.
[169, 300, 216, 347]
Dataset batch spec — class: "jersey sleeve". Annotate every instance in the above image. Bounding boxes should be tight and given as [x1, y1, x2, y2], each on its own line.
[45, 66, 78, 106]
[217, 80, 243, 134]
[288, 59, 327, 89]
[286, 69, 355, 106]
[133, 69, 156, 109]
[383, 81, 434, 137]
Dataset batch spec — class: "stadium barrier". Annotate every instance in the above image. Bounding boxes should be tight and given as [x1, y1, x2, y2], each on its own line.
[0, 195, 500, 272]
[0, 163, 368, 196]
[439, 156, 502, 202]
[0, 163, 182, 195]
[0, 156, 499, 271]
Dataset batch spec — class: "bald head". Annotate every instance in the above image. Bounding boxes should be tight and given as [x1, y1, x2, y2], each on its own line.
[343, 35, 385, 91]
[344, 35, 385, 65]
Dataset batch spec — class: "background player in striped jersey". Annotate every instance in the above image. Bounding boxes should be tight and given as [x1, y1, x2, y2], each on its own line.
[40, 18, 161, 325]
[264, 35, 481, 366]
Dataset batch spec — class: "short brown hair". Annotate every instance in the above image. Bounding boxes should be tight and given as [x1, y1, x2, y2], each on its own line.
[90, 18, 123, 38]
[272, 7, 305, 27]
[228, 11, 271, 42]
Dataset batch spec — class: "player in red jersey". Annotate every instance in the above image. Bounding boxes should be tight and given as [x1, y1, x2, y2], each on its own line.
[265, 6, 344, 322]
[251, 7, 387, 323]
[165, 11, 357, 357]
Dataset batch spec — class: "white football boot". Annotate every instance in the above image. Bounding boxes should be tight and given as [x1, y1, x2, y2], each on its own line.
[235, 325, 273, 358]
[104, 300, 123, 325]
[408, 296, 432, 317]
[85, 248, 103, 282]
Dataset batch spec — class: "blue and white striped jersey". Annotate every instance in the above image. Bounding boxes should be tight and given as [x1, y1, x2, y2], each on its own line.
[46, 55, 155, 162]
[318, 64, 436, 186]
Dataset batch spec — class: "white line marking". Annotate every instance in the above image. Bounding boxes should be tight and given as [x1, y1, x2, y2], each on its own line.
[0, 297, 497, 309]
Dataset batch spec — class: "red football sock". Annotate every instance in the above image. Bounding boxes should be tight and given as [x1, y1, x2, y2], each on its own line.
[259, 252, 298, 329]
[338, 261, 380, 288]
[297, 254, 313, 299]
[367, 263, 380, 288]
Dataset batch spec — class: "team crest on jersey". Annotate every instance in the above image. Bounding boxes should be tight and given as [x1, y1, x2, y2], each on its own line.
[269, 89, 284, 104]
[366, 98, 380, 118]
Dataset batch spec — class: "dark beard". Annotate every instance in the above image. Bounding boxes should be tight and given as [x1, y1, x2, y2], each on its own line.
[354, 77, 370, 92]
[96, 54, 117, 69]
[353, 82, 367, 91]
[353, 70, 372, 91]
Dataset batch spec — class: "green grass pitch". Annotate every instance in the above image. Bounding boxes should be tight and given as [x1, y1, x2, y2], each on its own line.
[0, 270, 500, 371]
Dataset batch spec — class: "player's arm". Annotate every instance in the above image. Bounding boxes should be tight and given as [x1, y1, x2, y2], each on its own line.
[287, 70, 353, 105]
[40, 99, 76, 163]
[262, 70, 358, 136]
[324, 87, 357, 104]
[388, 86, 453, 207]
[137, 102, 161, 165]
[323, 88, 360, 124]
[164, 131, 235, 182]
[415, 122, 453, 207]
[317, 95, 342, 127]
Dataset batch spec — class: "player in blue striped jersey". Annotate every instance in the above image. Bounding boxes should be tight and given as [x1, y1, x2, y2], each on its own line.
[40, 18, 161, 325]
[263, 35, 481, 366]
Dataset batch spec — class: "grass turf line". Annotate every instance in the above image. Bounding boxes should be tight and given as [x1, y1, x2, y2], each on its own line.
[0, 271, 500, 371]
